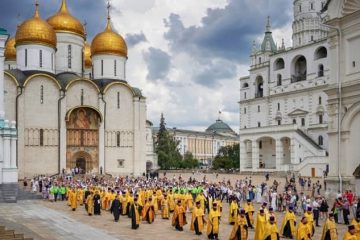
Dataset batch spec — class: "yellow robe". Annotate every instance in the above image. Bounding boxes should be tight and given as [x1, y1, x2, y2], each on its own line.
[172, 205, 186, 227]
[229, 215, 248, 240]
[304, 212, 315, 236]
[264, 222, 279, 240]
[195, 194, 206, 211]
[86, 194, 94, 215]
[254, 214, 266, 240]
[186, 193, 193, 211]
[207, 209, 221, 236]
[168, 193, 176, 212]
[244, 203, 255, 226]
[343, 232, 357, 240]
[296, 222, 312, 240]
[191, 206, 205, 233]
[320, 219, 337, 240]
[77, 189, 84, 205]
[161, 198, 170, 219]
[229, 201, 239, 224]
[351, 218, 360, 239]
[280, 210, 296, 238]
[69, 190, 77, 210]
[121, 195, 128, 215]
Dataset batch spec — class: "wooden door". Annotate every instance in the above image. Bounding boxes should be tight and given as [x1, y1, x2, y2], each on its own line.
[311, 168, 315, 177]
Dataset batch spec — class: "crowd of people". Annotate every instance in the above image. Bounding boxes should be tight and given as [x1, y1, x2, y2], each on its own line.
[25, 173, 360, 240]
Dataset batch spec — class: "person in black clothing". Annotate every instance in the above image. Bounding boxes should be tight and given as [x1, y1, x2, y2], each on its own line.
[110, 195, 121, 222]
[130, 197, 141, 229]
[93, 191, 101, 215]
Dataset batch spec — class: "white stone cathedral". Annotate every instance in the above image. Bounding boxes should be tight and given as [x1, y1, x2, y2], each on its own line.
[239, 0, 330, 177]
[2, 0, 152, 178]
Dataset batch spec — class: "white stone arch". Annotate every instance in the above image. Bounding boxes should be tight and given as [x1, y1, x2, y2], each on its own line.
[314, 46, 328, 60]
[273, 58, 285, 70]
[343, 101, 360, 130]
[291, 55, 307, 82]
[256, 136, 276, 169]
[65, 79, 100, 109]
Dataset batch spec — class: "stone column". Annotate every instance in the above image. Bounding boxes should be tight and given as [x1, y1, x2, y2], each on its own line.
[239, 141, 246, 171]
[3, 120, 10, 169]
[275, 138, 283, 170]
[252, 141, 259, 170]
[290, 138, 296, 164]
[10, 121, 17, 168]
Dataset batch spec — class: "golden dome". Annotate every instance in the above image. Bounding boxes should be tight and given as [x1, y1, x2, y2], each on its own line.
[84, 42, 92, 68]
[47, 0, 85, 38]
[5, 37, 16, 61]
[15, 2, 57, 48]
[91, 18, 127, 57]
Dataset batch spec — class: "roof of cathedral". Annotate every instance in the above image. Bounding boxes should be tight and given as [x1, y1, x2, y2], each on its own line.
[4, 69, 144, 97]
[260, 17, 277, 53]
[206, 119, 236, 135]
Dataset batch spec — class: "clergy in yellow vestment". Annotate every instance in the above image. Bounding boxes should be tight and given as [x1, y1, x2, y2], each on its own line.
[343, 225, 357, 240]
[229, 198, 239, 225]
[320, 213, 338, 240]
[254, 209, 266, 240]
[120, 194, 128, 215]
[280, 206, 296, 238]
[191, 201, 206, 235]
[69, 188, 77, 211]
[161, 194, 170, 219]
[195, 192, 206, 212]
[172, 200, 187, 231]
[207, 203, 221, 239]
[296, 217, 312, 240]
[168, 191, 176, 212]
[142, 198, 155, 224]
[86, 191, 94, 216]
[77, 188, 84, 206]
[264, 216, 280, 240]
[304, 207, 315, 236]
[351, 213, 360, 239]
[229, 209, 248, 240]
[244, 199, 254, 228]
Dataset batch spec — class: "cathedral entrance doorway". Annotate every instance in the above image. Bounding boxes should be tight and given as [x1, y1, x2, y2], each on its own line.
[66, 107, 102, 173]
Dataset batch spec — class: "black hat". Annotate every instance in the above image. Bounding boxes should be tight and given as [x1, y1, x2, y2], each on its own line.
[269, 207, 274, 211]
[213, 203, 217, 207]
[262, 202, 268, 206]
[307, 207, 312, 211]
[269, 216, 275, 222]
[329, 213, 334, 218]
[348, 225, 355, 231]
[240, 209, 245, 215]
[196, 201, 201, 205]
[247, 199, 251, 202]
[288, 206, 293, 211]
[260, 209, 264, 214]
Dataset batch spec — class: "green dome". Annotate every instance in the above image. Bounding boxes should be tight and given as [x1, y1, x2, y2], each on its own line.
[206, 119, 234, 134]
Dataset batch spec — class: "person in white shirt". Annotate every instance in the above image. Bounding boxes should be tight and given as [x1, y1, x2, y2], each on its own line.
[312, 198, 320, 227]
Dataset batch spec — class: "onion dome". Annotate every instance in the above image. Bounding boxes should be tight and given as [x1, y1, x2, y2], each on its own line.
[47, 0, 85, 38]
[84, 42, 92, 68]
[5, 37, 16, 61]
[15, 1, 57, 48]
[91, 15, 127, 57]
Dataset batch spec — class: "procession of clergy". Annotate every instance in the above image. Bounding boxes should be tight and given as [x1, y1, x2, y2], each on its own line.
[62, 183, 359, 240]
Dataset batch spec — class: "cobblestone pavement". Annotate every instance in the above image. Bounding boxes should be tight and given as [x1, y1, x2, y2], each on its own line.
[0, 173, 349, 240]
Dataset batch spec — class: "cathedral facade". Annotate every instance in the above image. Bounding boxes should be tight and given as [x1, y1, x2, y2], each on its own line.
[3, 0, 149, 178]
[239, 0, 330, 177]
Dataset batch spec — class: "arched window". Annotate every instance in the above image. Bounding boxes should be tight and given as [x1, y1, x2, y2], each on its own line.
[242, 83, 249, 88]
[277, 74, 282, 86]
[67, 45, 72, 68]
[319, 114, 323, 124]
[319, 96, 322, 105]
[40, 85, 44, 104]
[255, 76, 264, 98]
[293, 119, 297, 124]
[114, 60, 117, 76]
[25, 49, 28, 67]
[318, 64, 324, 77]
[318, 135, 323, 145]
[39, 50, 43, 68]
[291, 55, 307, 82]
[277, 103, 280, 111]
[101, 60, 104, 76]
[116, 132, 120, 147]
[315, 47, 327, 60]
[39, 129, 44, 146]
[274, 58, 285, 70]
[117, 92, 120, 109]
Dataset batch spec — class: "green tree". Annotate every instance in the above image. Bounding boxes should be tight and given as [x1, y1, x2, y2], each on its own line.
[212, 143, 240, 170]
[181, 151, 199, 169]
[155, 113, 182, 169]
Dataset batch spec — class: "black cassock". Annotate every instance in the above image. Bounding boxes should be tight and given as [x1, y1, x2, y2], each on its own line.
[282, 221, 294, 238]
[93, 194, 101, 215]
[130, 203, 139, 229]
[111, 199, 121, 222]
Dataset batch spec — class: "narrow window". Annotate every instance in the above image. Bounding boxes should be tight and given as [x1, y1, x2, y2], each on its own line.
[244, 92, 247, 99]
[259, 57, 262, 64]
[40, 85, 44, 104]
[278, 120, 281, 126]
[277, 103, 280, 111]
[299, 4, 302, 12]
[81, 89, 84, 105]
[68, 45, 72, 68]
[299, 37, 301, 45]
[116, 132, 120, 147]
[39, 50, 43, 68]
[318, 135, 323, 145]
[244, 108, 247, 114]
[319, 96, 322, 105]
[277, 74, 282, 86]
[293, 119, 297, 124]
[259, 141, 262, 149]
[114, 60, 117, 76]
[310, 3, 314, 10]
[353, 61, 356, 68]
[101, 60, 104, 76]
[258, 122, 261, 127]
[311, 35, 314, 41]
[117, 92, 120, 109]
[8, 64, 10, 70]
[319, 115, 323, 124]
[25, 49, 28, 67]
[301, 118, 305, 126]
[40, 129, 44, 146]
[258, 105, 260, 112]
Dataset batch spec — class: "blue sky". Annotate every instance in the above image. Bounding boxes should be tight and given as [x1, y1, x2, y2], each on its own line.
[0, 0, 293, 132]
